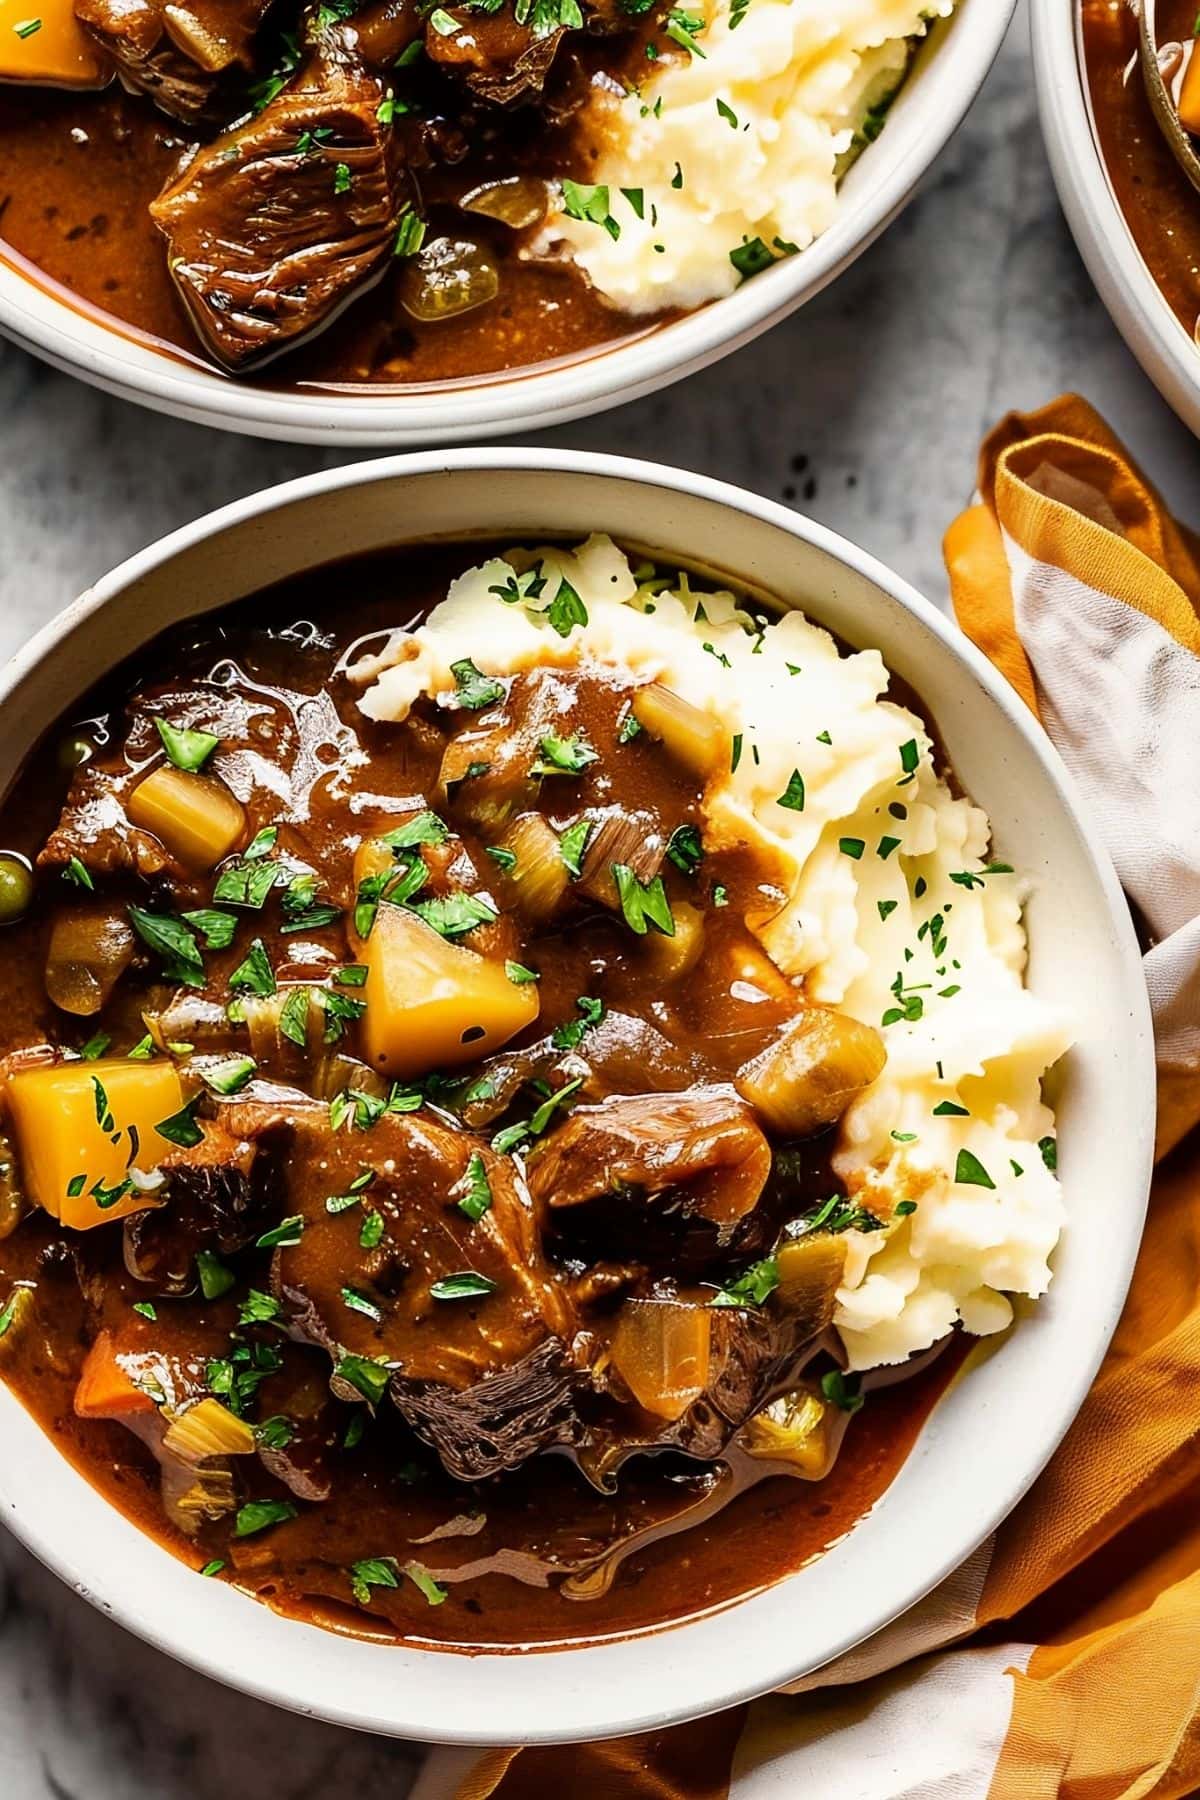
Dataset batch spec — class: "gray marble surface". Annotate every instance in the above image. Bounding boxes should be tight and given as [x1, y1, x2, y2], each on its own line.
[1, 3, 1199, 1794]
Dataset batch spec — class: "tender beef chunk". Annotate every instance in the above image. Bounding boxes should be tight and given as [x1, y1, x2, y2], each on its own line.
[149, 49, 414, 371]
[74, 0, 272, 122]
[40, 762, 174, 880]
[217, 1095, 582, 1478]
[527, 1087, 772, 1236]
[123, 1122, 268, 1294]
[422, 9, 564, 106]
[396, 1337, 578, 1482]
[458, 1010, 706, 1129]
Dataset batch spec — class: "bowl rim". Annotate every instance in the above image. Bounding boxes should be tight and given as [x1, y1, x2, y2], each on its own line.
[0, 0, 1017, 447]
[1031, 0, 1200, 436]
[0, 448, 1156, 1743]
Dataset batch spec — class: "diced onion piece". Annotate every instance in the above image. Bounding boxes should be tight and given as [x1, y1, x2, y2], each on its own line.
[4, 1057, 185, 1228]
[398, 237, 500, 323]
[642, 900, 704, 983]
[610, 1300, 712, 1420]
[162, 2, 237, 69]
[500, 813, 569, 923]
[739, 1385, 837, 1477]
[774, 1233, 847, 1337]
[128, 765, 245, 872]
[163, 1397, 256, 1461]
[1181, 45, 1200, 135]
[735, 1007, 886, 1137]
[0, 1136, 24, 1240]
[632, 684, 724, 778]
[162, 1461, 237, 1535]
[45, 904, 135, 1017]
[0, 1283, 35, 1355]
[363, 905, 538, 1078]
[461, 175, 548, 230]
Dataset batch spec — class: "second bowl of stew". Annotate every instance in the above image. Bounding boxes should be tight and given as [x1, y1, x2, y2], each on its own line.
[0, 0, 1013, 442]
[0, 451, 1152, 1741]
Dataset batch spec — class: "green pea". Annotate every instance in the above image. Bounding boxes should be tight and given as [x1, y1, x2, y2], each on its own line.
[0, 854, 34, 925]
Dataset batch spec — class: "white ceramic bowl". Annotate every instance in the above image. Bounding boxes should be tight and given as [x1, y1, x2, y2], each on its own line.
[1033, 0, 1200, 436]
[0, 1, 1015, 446]
[0, 452, 1153, 1744]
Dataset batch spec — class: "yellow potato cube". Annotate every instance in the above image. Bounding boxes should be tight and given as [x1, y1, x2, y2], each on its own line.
[5, 1058, 185, 1228]
[127, 765, 245, 872]
[0, 0, 110, 87]
[363, 905, 539, 1078]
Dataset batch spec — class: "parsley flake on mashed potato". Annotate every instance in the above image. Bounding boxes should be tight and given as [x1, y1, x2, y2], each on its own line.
[354, 532, 1072, 1375]
[539, 0, 958, 314]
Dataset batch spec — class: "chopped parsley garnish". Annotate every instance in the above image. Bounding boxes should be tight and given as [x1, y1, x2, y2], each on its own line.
[333, 162, 352, 195]
[777, 770, 805, 813]
[341, 1286, 383, 1322]
[229, 938, 275, 996]
[932, 1100, 969, 1117]
[560, 179, 620, 241]
[256, 1415, 296, 1450]
[533, 732, 598, 776]
[559, 817, 593, 878]
[128, 905, 205, 987]
[665, 823, 703, 876]
[617, 709, 643, 744]
[405, 1562, 448, 1605]
[877, 836, 901, 860]
[80, 1031, 111, 1061]
[528, 1075, 583, 1137]
[877, 899, 898, 921]
[821, 1368, 863, 1414]
[546, 577, 588, 637]
[949, 863, 1014, 890]
[238, 1288, 282, 1326]
[393, 207, 426, 257]
[665, 6, 706, 54]
[201, 1056, 256, 1096]
[234, 1500, 297, 1538]
[132, 1301, 157, 1321]
[899, 738, 919, 776]
[412, 891, 498, 939]
[449, 658, 505, 710]
[730, 236, 775, 279]
[711, 1257, 779, 1308]
[336, 1352, 391, 1405]
[329, 1088, 388, 1132]
[213, 852, 280, 910]
[505, 960, 539, 985]
[199, 1560, 226, 1578]
[354, 853, 427, 938]
[427, 5, 458, 29]
[196, 1250, 236, 1300]
[350, 1556, 400, 1606]
[457, 1151, 493, 1222]
[256, 1215, 304, 1250]
[13, 16, 42, 33]
[429, 1271, 498, 1301]
[63, 855, 94, 891]
[839, 838, 865, 860]
[730, 733, 743, 772]
[487, 845, 517, 872]
[278, 986, 311, 1048]
[514, 0, 583, 33]
[153, 716, 219, 772]
[612, 863, 674, 936]
[881, 969, 928, 1027]
[280, 873, 341, 934]
[155, 1097, 204, 1149]
[552, 994, 605, 1052]
[954, 1149, 995, 1190]
[359, 1209, 384, 1250]
[1039, 1135, 1057, 1171]
[716, 97, 738, 128]
[182, 907, 238, 949]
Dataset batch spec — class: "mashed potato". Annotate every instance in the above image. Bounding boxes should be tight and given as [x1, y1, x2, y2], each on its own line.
[354, 535, 1071, 1374]
[539, 0, 957, 314]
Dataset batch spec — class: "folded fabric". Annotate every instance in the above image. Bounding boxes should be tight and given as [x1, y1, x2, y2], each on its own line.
[417, 396, 1200, 1800]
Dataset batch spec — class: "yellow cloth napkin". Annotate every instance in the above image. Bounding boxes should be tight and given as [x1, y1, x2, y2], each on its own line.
[421, 396, 1200, 1800]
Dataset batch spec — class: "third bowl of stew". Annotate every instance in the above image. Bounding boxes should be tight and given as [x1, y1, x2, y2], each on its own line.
[0, 0, 1014, 443]
[0, 452, 1153, 1742]
[1035, 0, 1200, 438]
